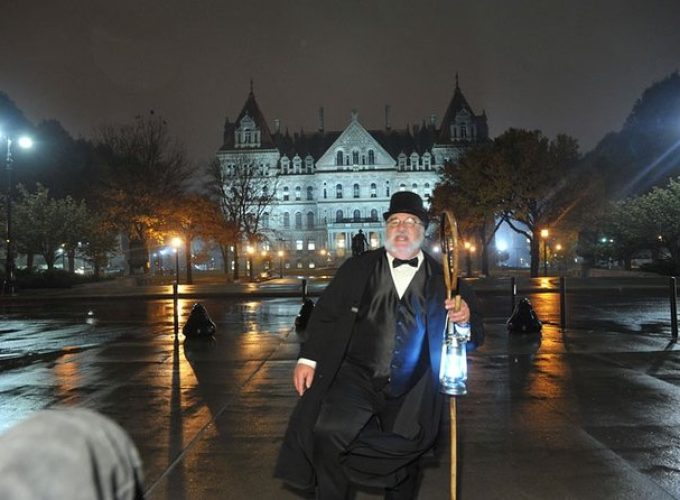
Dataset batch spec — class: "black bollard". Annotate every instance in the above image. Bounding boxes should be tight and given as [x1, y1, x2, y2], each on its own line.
[671, 277, 678, 339]
[559, 277, 567, 330]
[301, 279, 308, 301]
[173, 282, 179, 335]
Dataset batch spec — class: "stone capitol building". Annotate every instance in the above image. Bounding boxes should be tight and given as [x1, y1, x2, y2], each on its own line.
[216, 80, 488, 272]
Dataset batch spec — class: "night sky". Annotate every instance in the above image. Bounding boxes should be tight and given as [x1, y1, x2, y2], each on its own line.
[1, 1, 679, 163]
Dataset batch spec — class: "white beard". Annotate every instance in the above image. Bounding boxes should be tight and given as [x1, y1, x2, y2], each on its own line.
[384, 230, 425, 257]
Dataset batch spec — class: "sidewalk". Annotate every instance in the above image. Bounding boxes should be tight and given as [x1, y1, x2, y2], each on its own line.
[1, 279, 680, 498]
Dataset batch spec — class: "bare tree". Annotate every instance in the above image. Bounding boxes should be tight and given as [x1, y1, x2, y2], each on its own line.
[95, 111, 192, 274]
[206, 157, 278, 281]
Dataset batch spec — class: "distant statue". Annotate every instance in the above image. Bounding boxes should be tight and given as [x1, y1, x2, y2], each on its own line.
[351, 230, 368, 257]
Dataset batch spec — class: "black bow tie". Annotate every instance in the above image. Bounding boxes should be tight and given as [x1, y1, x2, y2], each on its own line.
[392, 257, 418, 268]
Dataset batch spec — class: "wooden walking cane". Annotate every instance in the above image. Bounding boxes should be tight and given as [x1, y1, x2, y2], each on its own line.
[440, 210, 461, 500]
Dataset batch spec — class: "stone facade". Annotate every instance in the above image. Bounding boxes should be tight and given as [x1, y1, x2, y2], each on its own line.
[216, 81, 488, 271]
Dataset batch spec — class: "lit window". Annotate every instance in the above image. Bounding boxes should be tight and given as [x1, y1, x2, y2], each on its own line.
[307, 241, 316, 250]
[296, 240, 303, 250]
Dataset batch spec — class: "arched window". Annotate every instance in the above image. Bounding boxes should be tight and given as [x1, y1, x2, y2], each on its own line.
[424, 183, 431, 197]
[368, 150, 375, 165]
[353, 209, 361, 222]
[336, 151, 344, 166]
[295, 212, 302, 229]
[336, 184, 343, 199]
[336, 210, 343, 222]
[400, 183, 406, 191]
[370, 183, 377, 198]
[353, 184, 360, 198]
[262, 212, 269, 228]
[412, 183, 418, 193]
[283, 186, 289, 201]
[352, 151, 359, 165]
[370, 209, 378, 221]
[295, 186, 301, 200]
[307, 212, 315, 229]
[306, 186, 313, 200]
[283, 212, 290, 228]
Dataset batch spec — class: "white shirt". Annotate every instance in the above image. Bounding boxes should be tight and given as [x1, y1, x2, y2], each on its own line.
[298, 250, 424, 369]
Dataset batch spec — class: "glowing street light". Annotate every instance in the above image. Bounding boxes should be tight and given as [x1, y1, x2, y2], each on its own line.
[2, 132, 33, 294]
[540, 229, 550, 277]
[170, 237, 182, 284]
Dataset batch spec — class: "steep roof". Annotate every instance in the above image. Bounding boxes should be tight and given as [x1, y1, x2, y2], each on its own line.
[220, 89, 276, 150]
[436, 78, 487, 143]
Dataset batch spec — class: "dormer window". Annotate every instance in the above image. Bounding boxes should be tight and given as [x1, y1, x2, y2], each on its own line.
[409, 153, 419, 169]
[397, 153, 407, 169]
[336, 150, 344, 166]
[423, 152, 431, 169]
[235, 113, 260, 148]
[305, 155, 314, 173]
[293, 155, 302, 173]
[280, 156, 290, 174]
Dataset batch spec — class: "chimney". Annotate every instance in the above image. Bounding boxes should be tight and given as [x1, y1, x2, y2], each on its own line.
[385, 105, 391, 130]
[318, 107, 325, 133]
[273, 118, 281, 134]
[430, 114, 437, 127]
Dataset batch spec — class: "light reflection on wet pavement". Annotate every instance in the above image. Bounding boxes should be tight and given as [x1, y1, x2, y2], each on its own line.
[1, 292, 680, 499]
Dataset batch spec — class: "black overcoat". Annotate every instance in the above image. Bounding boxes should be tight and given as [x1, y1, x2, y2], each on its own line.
[274, 248, 483, 491]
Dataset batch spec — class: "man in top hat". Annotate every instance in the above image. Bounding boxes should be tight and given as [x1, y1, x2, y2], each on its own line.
[275, 191, 484, 499]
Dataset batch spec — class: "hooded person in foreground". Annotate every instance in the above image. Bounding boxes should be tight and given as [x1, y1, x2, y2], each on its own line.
[275, 191, 484, 499]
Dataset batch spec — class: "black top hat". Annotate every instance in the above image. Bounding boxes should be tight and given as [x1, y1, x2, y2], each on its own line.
[383, 191, 429, 227]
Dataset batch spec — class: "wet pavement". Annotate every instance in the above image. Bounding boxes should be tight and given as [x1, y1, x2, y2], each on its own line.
[1, 281, 680, 499]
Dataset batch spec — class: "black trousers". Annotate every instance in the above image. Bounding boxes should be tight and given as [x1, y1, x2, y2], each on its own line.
[312, 361, 420, 500]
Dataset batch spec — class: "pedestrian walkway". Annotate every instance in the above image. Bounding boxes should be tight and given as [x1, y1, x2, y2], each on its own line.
[1, 284, 680, 498]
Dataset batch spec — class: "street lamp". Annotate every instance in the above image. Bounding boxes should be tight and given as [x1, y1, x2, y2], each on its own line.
[246, 245, 255, 281]
[540, 229, 549, 277]
[463, 241, 473, 277]
[277, 250, 284, 278]
[3, 133, 33, 294]
[170, 237, 182, 284]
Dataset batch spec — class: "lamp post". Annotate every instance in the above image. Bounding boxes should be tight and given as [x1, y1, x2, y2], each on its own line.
[540, 228, 549, 277]
[277, 250, 284, 278]
[171, 237, 182, 284]
[247, 245, 255, 281]
[463, 241, 476, 277]
[3, 134, 33, 294]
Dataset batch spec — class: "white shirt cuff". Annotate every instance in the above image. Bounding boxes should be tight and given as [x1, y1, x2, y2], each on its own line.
[297, 358, 317, 369]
